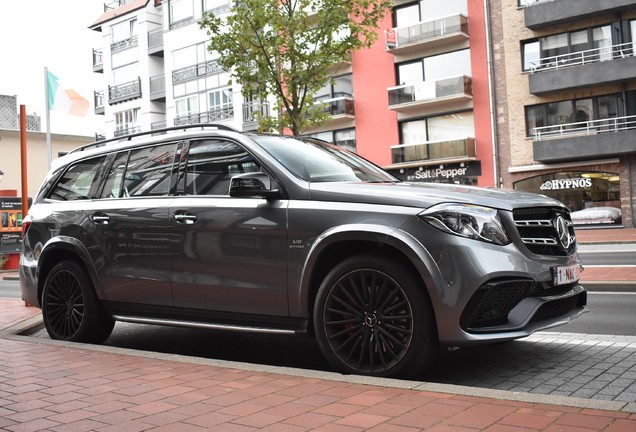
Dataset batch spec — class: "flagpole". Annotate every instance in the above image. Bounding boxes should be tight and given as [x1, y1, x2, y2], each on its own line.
[44, 66, 52, 169]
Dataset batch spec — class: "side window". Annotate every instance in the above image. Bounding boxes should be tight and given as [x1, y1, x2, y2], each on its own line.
[100, 152, 129, 199]
[185, 139, 260, 196]
[123, 143, 178, 197]
[47, 156, 107, 201]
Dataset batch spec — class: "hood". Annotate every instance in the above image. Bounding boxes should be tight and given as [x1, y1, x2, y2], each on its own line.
[308, 181, 565, 211]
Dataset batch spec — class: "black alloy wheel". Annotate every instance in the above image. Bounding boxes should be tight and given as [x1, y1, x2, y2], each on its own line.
[42, 261, 114, 343]
[314, 255, 437, 378]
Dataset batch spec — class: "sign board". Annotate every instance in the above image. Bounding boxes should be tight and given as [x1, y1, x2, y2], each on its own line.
[388, 161, 482, 183]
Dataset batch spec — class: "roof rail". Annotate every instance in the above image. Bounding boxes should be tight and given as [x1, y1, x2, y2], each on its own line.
[70, 123, 241, 153]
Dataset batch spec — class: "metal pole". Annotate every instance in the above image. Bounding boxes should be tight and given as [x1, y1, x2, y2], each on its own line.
[20, 105, 29, 224]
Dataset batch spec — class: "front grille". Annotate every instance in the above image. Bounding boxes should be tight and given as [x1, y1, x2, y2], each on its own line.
[513, 207, 576, 256]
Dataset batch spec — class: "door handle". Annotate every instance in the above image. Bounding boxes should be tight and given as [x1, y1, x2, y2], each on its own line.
[91, 214, 110, 224]
[174, 212, 197, 224]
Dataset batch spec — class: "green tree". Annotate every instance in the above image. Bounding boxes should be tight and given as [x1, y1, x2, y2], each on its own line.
[200, 0, 391, 136]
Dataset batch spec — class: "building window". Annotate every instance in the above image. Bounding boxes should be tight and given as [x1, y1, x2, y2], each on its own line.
[522, 25, 613, 71]
[396, 49, 470, 85]
[112, 63, 139, 85]
[114, 108, 140, 137]
[111, 19, 137, 45]
[314, 74, 353, 101]
[202, 0, 231, 15]
[514, 172, 621, 226]
[399, 112, 474, 144]
[525, 93, 623, 137]
[170, 0, 194, 29]
[393, 0, 467, 27]
[306, 128, 357, 152]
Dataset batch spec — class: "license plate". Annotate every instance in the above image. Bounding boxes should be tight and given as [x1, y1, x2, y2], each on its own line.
[551, 264, 581, 286]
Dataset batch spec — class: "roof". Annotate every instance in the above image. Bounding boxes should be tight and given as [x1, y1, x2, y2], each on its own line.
[89, 0, 156, 31]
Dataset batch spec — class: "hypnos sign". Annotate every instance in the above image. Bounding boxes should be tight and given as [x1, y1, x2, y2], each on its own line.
[389, 162, 481, 182]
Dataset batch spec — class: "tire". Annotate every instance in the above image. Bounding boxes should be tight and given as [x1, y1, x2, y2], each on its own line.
[313, 255, 438, 378]
[41, 261, 115, 344]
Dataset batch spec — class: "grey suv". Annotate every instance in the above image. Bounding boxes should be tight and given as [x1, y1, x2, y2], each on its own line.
[20, 124, 587, 378]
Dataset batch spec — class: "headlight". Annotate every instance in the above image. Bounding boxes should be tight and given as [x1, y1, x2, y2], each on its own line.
[419, 203, 510, 245]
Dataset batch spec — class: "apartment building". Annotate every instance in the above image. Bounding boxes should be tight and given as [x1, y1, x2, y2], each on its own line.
[89, 0, 496, 186]
[489, 0, 636, 227]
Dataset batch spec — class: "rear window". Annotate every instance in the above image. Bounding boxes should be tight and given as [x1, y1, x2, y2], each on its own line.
[47, 156, 107, 201]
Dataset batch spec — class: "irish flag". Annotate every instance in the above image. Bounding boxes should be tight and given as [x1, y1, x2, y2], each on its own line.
[46, 70, 89, 116]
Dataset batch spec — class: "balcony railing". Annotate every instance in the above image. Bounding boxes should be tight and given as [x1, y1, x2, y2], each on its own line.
[533, 115, 636, 141]
[148, 29, 164, 55]
[108, 78, 142, 105]
[173, 60, 223, 84]
[92, 49, 103, 72]
[391, 138, 476, 164]
[317, 96, 355, 117]
[242, 101, 270, 131]
[174, 107, 234, 125]
[388, 75, 472, 109]
[104, 0, 134, 11]
[114, 126, 142, 138]
[529, 42, 634, 73]
[169, 16, 195, 30]
[204, 2, 232, 15]
[518, 0, 552, 7]
[111, 35, 138, 52]
[386, 14, 468, 52]
[149, 75, 166, 101]
[94, 91, 105, 115]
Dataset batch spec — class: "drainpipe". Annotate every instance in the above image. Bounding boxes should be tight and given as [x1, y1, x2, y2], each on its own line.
[484, 0, 500, 187]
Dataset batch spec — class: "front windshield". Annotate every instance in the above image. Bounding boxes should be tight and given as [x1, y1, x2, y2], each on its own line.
[251, 135, 399, 183]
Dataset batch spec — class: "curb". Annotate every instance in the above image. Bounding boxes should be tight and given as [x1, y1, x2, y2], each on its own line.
[3, 313, 635, 414]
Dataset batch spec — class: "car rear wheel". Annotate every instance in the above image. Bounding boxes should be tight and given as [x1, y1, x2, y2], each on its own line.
[42, 261, 115, 343]
[314, 255, 438, 378]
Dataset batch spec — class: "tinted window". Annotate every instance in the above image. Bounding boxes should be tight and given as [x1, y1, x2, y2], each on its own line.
[100, 152, 129, 199]
[120, 144, 177, 197]
[184, 140, 260, 195]
[48, 156, 107, 201]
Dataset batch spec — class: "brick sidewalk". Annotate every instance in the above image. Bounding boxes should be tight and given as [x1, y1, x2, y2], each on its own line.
[1, 298, 635, 431]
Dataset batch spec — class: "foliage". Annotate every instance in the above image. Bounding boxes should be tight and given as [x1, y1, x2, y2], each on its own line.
[200, 0, 391, 136]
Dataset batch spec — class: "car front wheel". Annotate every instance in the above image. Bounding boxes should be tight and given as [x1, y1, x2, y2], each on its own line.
[42, 261, 115, 343]
[314, 255, 438, 378]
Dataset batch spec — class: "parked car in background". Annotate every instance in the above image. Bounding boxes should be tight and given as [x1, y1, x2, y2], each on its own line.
[570, 206, 622, 226]
[20, 124, 587, 378]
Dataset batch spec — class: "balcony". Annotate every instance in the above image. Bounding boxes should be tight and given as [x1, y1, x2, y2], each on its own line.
[174, 107, 234, 125]
[92, 49, 103, 73]
[114, 126, 142, 138]
[242, 100, 270, 132]
[111, 35, 138, 53]
[149, 75, 166, 102]
[385, 14, 468, 55]
[104, 0, 134, 11]
[94, 91, 105, 115]
[532, 115, 636, 162]
[524, 0, 636, 30]
[391, 137, 476, 165]
[204, 2, 232, 16]
[173, 60, 223, 84]
[388, 75, 472, 113]
[148, 29, 164, 56]
[108, 78, 142, 105]
[528, 43, 636, 95]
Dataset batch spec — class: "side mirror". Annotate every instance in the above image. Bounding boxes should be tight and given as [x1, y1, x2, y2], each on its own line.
[229, 172, 279, 199]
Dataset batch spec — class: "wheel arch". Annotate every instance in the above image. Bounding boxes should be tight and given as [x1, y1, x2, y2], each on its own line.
[294, 224, 442, 334]
[37, 236, 102, 304]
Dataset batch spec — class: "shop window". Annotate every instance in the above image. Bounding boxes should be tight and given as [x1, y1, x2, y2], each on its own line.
[514, 171, 622, 226]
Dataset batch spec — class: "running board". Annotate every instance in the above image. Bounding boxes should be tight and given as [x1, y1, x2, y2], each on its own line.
[112, 315, 304, 335]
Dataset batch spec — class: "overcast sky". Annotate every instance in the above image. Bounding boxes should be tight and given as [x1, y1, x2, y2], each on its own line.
[0, 0, 106, 136]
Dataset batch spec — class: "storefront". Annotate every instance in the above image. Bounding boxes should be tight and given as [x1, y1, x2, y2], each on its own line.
[514, 171, 622, 226]
[387, 161, 482, 185]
